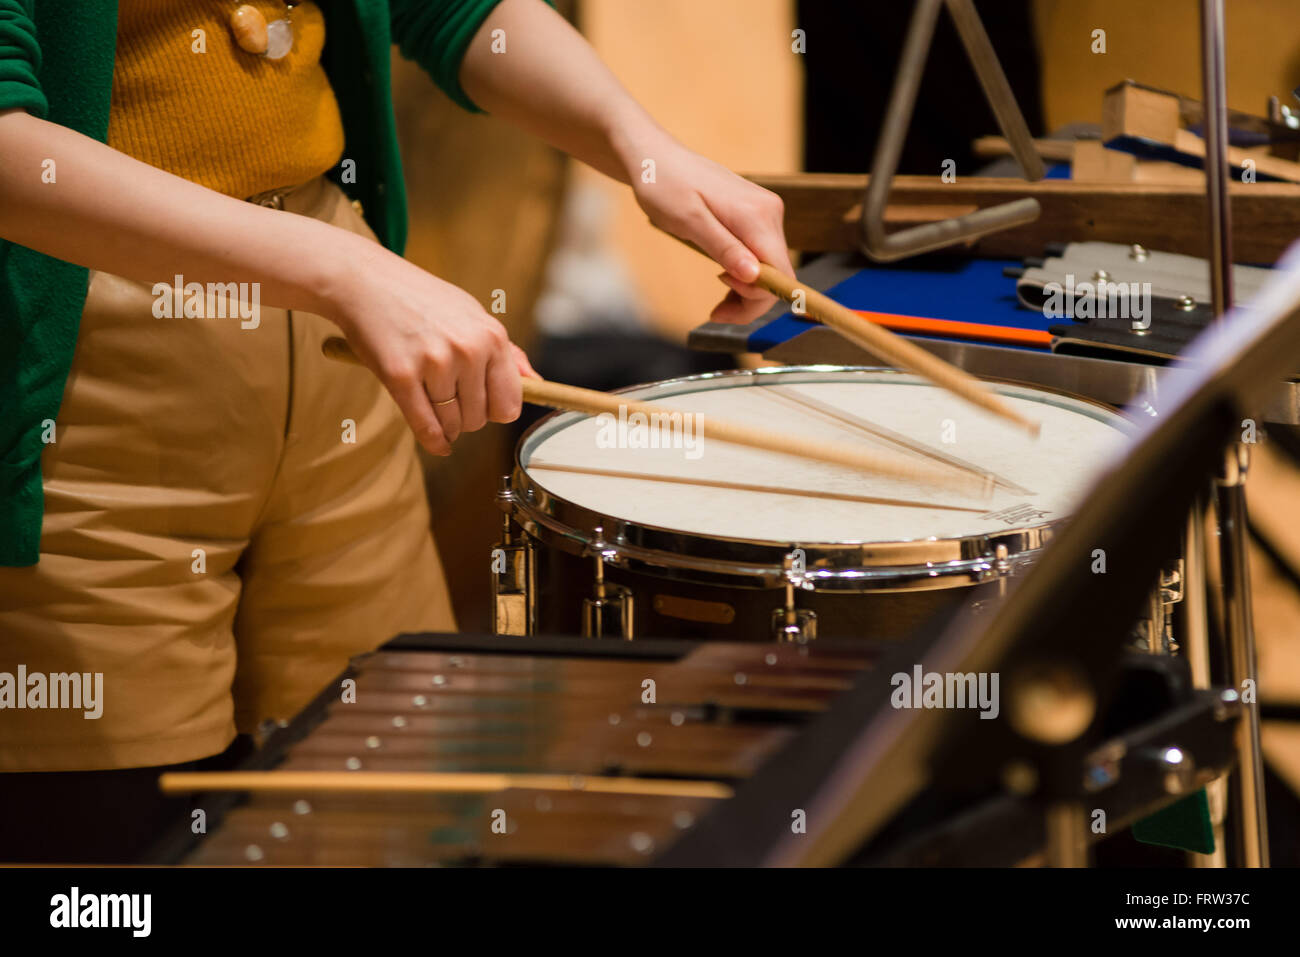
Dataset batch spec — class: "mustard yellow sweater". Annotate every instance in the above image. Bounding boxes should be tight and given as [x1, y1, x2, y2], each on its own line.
[109, 0, 345, 198]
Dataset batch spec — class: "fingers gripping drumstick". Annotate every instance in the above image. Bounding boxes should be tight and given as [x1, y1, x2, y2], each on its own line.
[320, 337, 995, 500]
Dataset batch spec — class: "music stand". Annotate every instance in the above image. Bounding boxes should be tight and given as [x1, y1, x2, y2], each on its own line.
[658, 243, 1300, 867]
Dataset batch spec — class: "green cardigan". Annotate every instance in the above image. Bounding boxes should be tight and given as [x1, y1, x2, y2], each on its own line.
[0, 0, 506, 566]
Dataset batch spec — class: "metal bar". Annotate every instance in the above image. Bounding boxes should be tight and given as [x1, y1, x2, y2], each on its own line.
[943, 0, 1045, 182]
[1199, 0, 1234, 316]
[1215, 460, 1271, 867]
[858, 0, 1041, 261]
[1200, 0, 1268, 868]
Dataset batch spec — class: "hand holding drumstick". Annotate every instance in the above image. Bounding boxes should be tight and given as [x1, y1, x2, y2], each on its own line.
[322, 337, 995, 500]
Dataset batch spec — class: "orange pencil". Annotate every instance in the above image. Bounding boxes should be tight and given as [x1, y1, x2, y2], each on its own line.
[853, 310, 1054, 349]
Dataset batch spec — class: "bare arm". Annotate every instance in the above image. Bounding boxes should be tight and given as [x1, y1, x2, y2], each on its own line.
[458, 0, 795, 323]
[0, 108, 352, 313]
[0, 107, 524, 452]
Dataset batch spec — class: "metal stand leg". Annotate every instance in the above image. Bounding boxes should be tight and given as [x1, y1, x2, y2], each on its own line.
[1199, 0, 1234, 314]
[1044, 801, 1089, 868]
[1215, 451, 1270, 867]
[1182, 495, 1228, 867]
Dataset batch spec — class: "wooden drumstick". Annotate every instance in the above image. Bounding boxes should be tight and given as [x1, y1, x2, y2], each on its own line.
[524, 377, 993, 496]
[320, 337, 993, 499]
[753, 263, 1040, 437]
[160, 770, 733, 800]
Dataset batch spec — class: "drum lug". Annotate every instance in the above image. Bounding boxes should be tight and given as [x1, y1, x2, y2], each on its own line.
[772, 550, 817, 643]
[491, 477, 534, 637]
[582, 526, 634, 640]
[772, 607, 817, 643]
[975, 543, 1015, 593]
[1132, 559, 1184, 654]
[1160, 560, 1184, 607]
[1159, 560, 1185, 655]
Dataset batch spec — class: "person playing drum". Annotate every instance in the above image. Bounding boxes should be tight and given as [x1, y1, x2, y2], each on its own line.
[0, 0, 794, 861]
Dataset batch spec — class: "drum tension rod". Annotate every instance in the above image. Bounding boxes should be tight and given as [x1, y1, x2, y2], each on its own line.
[491, 476, 534, 637]
[582, 526, 634, 640]
[772, 550, 817, 643]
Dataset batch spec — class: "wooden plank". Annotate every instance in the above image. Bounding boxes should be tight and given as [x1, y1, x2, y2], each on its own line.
[971, 135, 1077, 164]
[746, 172, 1300, 262]
[1170, 127, 1300, 184]
[1101, 79, 1300, 149]
[1070, 139, 1137, 183]
[1071, 139, 1205, 186]
[1101, 83, 1182, 146]
[1102, 81, 1300, 184]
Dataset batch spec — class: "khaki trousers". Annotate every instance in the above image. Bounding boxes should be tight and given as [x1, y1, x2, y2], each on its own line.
[0, 178, 455, 771]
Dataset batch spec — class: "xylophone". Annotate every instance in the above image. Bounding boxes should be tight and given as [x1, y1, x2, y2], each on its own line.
[171, 637, 876, 866]
[165, 630, 1243, 867]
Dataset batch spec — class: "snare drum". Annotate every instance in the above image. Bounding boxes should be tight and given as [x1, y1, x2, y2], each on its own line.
[492, 366, 1134, 642]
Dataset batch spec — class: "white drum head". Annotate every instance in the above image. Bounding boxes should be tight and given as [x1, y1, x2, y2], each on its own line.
[520, 369, 1132, 547]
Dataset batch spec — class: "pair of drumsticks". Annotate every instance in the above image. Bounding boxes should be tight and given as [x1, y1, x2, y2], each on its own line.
[322, 261, 1039, 498]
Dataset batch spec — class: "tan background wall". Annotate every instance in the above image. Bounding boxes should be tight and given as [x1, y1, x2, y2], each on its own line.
[391, 50, 569, 632]
[1034, 0, 1300, 129]
[576, 0, 803, 342]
